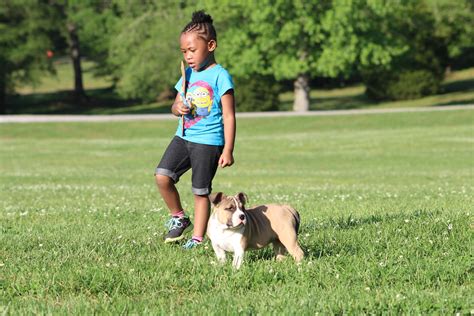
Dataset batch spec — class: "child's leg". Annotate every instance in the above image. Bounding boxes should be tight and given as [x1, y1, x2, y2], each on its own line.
[187, 142, 223, 243]
[155, 136, 191, 217]
[192, 194, 210, 238]
[156, 175, 193, 243]
[155, 174, 184, 215]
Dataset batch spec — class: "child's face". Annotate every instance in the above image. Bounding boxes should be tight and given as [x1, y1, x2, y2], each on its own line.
[180, 32, 216, 71]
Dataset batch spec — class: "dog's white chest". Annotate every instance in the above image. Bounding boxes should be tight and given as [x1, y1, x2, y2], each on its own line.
[208, 217, 244, 253]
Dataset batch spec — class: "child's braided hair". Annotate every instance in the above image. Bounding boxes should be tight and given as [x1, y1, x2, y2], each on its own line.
[182, 10, 217, 42]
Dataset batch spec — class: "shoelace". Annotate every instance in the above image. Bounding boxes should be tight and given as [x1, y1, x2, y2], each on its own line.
[183, 239, 200, 249]
[165, 217, 182, 230]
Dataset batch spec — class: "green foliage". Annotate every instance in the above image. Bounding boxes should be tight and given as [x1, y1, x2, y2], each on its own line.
[66, 1, 118, 76]
[426, 0, 474, 63]
[317, 0, 407, 77]
[0, 1, 54, 111]
[200, 0, 411, 110]
[203, 0, 407, 80]
[1, 110, 473, 313]
[107, 0, 187, 101]
[234, 75, 281, 112]
[362, 2, 447, 101]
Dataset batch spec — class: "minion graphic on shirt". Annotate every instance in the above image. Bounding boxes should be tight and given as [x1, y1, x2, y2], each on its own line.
[183, 80, 214, 128]
[192, 86, 212, 116]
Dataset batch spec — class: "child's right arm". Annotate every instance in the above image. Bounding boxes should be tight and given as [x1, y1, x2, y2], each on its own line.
[171, 94, 190, 116]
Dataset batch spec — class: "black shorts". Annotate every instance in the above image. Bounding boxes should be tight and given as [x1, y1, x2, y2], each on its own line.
[155, 136, 223, 195]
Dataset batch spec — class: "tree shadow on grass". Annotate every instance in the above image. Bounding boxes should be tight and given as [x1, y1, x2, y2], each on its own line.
[433, 99, 474, 107]
[309, 92, 376, 111]
[442, 77, 474, 94]
[434, 77, 474, 107]
[279, 88, 377, 112]
[6, 87, 172, 115]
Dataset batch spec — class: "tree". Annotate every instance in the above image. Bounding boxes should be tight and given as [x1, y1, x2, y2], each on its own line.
[362, 2, 447, 100]
[0, 1, 53, 114]
[65, 1, 118, 79]
[201, 0, 407, 111]
[362, 1, 474, 101]
[47, 0, 118, 102]
[107, 0, 187, 102]
[427, 0, 474, 71]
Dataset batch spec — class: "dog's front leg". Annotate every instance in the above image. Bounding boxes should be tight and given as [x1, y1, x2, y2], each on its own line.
[212, 242, 226, 264]
[232, 247, 245, 269]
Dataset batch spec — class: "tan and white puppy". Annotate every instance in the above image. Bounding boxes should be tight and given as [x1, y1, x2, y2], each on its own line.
[207, 192, 304, 269]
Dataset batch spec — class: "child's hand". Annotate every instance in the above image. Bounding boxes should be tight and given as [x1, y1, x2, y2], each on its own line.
[174, 101, 190, 115]
[219, 150, 234, 168]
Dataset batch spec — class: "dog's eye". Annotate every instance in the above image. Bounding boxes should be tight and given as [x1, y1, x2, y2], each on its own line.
[225, 207, 234, 211]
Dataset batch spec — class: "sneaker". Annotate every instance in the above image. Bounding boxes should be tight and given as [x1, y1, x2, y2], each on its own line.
[183, 238, 202, 249]
[164, 216, 193, 243]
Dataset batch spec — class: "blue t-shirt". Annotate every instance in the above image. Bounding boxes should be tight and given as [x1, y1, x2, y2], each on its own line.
[174, 64, 234, 146]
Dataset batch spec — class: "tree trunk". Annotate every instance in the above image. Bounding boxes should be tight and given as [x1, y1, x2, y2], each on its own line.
[0, 88, 6, 115]
[445, 65, 452, 76]
[67, 22, 86, 101]
[293, 74, 310, 112]
[0, 72, 6, 114]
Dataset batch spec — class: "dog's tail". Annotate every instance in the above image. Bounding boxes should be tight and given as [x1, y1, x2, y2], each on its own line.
[285, 206, 301, 234]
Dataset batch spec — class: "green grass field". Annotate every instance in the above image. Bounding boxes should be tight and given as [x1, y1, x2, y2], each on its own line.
[1, 109, 473, 314]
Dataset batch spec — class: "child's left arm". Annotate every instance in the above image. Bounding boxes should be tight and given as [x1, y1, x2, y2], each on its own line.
[219, 89, 236, 168]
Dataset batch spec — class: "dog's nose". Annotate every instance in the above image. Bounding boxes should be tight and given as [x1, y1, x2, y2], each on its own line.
[239, 214, 245, 221]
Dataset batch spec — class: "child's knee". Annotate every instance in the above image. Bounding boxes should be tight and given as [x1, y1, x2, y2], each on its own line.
[155, 174, 173, 188]
[194, 193, 209, 199]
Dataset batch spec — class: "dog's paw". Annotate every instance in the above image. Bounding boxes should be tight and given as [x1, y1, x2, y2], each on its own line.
[276, 254, 286, 262]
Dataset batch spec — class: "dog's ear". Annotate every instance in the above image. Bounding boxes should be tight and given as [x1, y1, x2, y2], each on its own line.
[209, 192, 225, 205]
[236, 192, 248, 206]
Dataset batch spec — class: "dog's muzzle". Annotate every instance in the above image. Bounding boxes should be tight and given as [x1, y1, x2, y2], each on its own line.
[227, 213, 246, 228]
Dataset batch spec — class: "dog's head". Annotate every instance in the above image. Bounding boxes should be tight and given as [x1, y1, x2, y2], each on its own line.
[209, 192, 248, 229]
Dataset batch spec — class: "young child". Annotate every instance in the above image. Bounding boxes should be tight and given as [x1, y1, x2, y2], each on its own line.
[155, 10, 236, 249]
